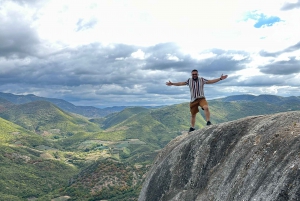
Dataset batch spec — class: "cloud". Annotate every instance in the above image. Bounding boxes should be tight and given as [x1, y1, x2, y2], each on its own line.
[76, 18, 98, 31]
[259, 57, 300, 75]
[259, 41, 300, 57]
[0, 4, 41, 58]
[197, 49, 249, 76]
[0, 41, 247, 106]
[281, 0, 300, 10]
[142, 44, 249, 77]
[0, 0, 300, 107]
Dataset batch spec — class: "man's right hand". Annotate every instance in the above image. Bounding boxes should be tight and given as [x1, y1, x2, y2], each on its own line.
[166, 81, 173, 86]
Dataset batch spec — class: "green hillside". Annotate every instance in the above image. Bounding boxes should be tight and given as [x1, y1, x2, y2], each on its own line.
[0, 117, 28, 142]
[102, 107, 149, 129]
[209, 98, 300, 123]
[0, 144, 79, 201]
[0, 117, 47, 147]
[61, 159, 149, 201]
[87, 96, 300, 164]
[0, 101, 101, 137]
[0, 117, 79, 200]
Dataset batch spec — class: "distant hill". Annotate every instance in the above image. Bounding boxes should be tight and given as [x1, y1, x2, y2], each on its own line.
[0, 92, 126, 117]
[102, 107, 149, 129]
[90, 94, 300, 155]
[218, 94, 300, 104]
[0, 98, 14, 112]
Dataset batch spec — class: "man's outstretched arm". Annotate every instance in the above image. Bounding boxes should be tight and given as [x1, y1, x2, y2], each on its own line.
[206, 74, 228, 84]
[166, 81, 186, 86]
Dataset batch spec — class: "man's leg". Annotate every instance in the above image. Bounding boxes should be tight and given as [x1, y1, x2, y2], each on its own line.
[199, 99, 211, 123]
[202, 105, 210, 121]
[189, 100, 199, 131]
[191, 113, 196, 128]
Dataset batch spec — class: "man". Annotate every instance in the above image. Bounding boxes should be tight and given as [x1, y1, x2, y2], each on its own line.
[166, 69, 228, 132]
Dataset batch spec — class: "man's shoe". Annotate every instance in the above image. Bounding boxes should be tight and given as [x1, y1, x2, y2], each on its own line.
[206, 121, 212, 126]
[189, 127, 195, 132]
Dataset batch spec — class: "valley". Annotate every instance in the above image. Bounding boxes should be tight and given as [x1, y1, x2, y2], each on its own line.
[0, 92, 300, 200]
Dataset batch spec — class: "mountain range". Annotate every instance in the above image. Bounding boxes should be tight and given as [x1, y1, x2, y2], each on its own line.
[0, 92, 127, 118]
[0, 92, 300, 200]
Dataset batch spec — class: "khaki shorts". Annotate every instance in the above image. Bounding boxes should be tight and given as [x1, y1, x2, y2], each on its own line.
[190, 98, 208, 115]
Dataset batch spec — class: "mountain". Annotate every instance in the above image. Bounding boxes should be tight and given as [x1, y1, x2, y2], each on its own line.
[0, 98, 14, 113]
[102, 107, 149, 129]
[86, 95, 300, 164]
[0, 100, 101, 135]
[218, 94, 300, 104]
[0, 116, 79, 200]
[139, 111, 300, 201]
[0, 116, 44, 146]
[0, 92, 125, 117]
[94, 94, 300, 144]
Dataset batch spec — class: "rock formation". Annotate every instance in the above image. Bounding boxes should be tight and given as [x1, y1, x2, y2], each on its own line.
[139, 111, 300, 201]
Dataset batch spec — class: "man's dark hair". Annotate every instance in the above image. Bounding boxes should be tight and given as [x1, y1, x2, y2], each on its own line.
[191, 69, 198, 73]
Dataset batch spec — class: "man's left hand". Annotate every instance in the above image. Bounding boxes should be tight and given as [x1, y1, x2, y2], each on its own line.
[220, 74, 228, 80]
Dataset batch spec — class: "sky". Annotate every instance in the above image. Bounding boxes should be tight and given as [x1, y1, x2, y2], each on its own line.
[0, 0, 300, 107]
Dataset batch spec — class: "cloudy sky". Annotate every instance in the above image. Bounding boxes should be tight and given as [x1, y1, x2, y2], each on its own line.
[0, 0, 299, 107]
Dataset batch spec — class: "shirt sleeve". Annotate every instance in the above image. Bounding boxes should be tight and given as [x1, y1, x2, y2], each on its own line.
[201, 77, 208, 84]
[185, 78, 190, 85]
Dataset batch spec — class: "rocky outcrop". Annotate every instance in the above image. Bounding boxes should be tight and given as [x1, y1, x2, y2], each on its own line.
[139, 111, 300, 201]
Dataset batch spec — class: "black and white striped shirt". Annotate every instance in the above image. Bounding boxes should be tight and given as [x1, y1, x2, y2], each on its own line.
[185, 77, 208, 102]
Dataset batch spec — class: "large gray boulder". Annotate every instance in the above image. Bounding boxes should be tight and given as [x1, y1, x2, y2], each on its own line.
[139, 111, 300, 201]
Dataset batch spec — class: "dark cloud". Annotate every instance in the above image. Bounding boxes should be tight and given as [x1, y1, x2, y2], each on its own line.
[197, 49, 249, 78]
[285, 41, 300, 52]
[0, 43, 144, 87]
[281, 0, 300, 10]
[0, 7, 41, 58]
[0, 35, 298, 107]
[0, 41, 252, 107]
[0, 43, 251, 100]
[143, 43, 194, 71]
[259, 57, 300, 75]
[259, 41, 300, 57]
[228, 75, 285, 87]
[143, 44, 249, 77]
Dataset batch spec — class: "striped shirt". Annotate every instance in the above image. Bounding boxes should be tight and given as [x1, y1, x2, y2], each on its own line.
[185, 77, 208, 102]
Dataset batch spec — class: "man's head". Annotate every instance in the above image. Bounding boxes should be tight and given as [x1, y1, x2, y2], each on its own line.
[191, 69, 198, 80]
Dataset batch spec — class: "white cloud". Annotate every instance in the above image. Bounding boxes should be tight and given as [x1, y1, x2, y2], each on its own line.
[131, 49, 145, 60]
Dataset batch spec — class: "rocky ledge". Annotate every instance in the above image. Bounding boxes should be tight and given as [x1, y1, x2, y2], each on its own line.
[139, 111, 300, 201]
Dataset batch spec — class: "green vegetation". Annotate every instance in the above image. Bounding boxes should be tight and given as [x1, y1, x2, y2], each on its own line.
[0, 95, 299, 200]
[209, 99, 298, 123]
[62, 159, 148, 201]
[0, 144, 79, 200]
[0, 101, 101, 136]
